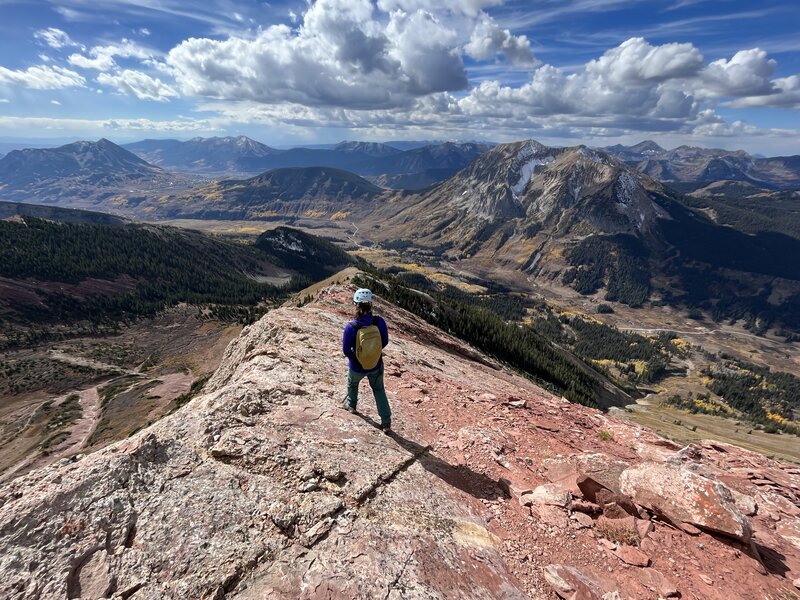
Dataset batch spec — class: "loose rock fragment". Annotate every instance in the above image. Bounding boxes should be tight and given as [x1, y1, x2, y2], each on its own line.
[619, 463, 752, 542]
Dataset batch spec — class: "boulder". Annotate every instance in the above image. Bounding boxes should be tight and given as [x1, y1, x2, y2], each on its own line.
[619, 463, 752, 542]
[638, 568, 680, 597]
[543, 564, 602, 600]
[546, 454, 629, 497]
[612, 544, 650, 567]
[520, 484, 571, 509]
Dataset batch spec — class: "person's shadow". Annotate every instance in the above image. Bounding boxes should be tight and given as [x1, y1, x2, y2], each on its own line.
[355, 413, 507, 501]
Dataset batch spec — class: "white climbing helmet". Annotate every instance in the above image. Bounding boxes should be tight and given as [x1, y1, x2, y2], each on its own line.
[353, 288, 373, 304]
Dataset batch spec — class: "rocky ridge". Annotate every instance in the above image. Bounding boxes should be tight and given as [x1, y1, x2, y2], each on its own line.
[603, 142, 800, 190]
[1, 283, 799, 599]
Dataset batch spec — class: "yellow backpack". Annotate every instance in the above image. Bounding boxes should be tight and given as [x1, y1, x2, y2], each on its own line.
[355, 318, 382, 370]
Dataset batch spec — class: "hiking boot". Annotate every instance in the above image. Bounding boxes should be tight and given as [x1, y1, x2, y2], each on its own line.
[342, 398, 357, 414]
[379, 423, 391, 434]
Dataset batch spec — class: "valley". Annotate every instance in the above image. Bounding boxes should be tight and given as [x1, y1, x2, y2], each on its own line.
[0, 208, 355, 479]
[2, 135, 799, 479]
[0, 307, 242, 480]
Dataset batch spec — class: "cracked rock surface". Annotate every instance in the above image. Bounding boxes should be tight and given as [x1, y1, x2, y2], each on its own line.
[1, 284, 799, 599]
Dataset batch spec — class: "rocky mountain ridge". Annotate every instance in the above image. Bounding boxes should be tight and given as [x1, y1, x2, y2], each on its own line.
[1, 282, 798, 599]
[371, 139, 800, 323]
[377, 140, 671, 258]
[0, 138, 198, 208]
[122, 136, 492, 188]
[604, 141, 800, 191]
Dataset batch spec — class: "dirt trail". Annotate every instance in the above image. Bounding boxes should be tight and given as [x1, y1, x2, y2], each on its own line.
[48, 350, 138, 375]
[0, 384, 106, 481]
[67, 387, 102, 456]
[144, 372, 195, 421]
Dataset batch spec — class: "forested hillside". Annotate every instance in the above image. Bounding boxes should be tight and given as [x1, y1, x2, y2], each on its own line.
[255, 226, 356, 279]
[353, 268, 631, 410]
[0, 218, 350, 346]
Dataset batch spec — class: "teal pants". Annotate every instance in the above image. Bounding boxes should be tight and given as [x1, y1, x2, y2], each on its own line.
[346, 365, 391, 426]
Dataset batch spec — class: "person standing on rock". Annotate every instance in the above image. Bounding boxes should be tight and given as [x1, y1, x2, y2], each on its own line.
[342, 288, 391, 432]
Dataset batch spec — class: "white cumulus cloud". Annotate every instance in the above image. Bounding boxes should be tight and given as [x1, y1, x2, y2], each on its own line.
[166, 0, 470, 109]
[584, 37, 704, 84]
[97, 70, 179, 102]
[697, 48, 776, 98]
[458, 38, 702, 128]
[464, 14, 536, 66]
[0, 65, 86, 90]
[68, 40, 157, 72]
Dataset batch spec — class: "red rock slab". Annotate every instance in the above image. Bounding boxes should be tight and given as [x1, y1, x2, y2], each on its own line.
[619, 462, 752, 542]
[543, 564, 603, 600]
[638, 567, 680, 597]
[613, 544, 650, 567]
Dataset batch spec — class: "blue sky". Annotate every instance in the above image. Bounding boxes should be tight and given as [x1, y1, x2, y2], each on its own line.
[0, 0, 798, 154]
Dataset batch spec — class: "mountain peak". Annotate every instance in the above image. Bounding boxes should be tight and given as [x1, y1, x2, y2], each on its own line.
[0, 137, 164, 203]
[630, 140, 665, 154]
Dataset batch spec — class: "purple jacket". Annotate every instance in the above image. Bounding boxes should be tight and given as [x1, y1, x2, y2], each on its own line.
[342, 314, 389, 373]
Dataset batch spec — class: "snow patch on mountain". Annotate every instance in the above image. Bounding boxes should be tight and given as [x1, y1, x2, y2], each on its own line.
[510, 141, 555, 198]
[615, 171, 640, 206]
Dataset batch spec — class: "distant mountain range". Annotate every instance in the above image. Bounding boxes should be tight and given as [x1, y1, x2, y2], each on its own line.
[162, 166, 387, 220]
[0, 138, 199, 208]
[604, 140, 800, 191]
[122, 136, 493, 189]
[122, 136, 280, 173]
[3, 135, 800, 330]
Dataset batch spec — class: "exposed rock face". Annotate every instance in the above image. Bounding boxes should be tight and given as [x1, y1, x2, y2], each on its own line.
[377, 140, 671, 263]
[0, 284, 798, 599]
[619, 462, 753, 541]
[543, 564, 603, 599]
